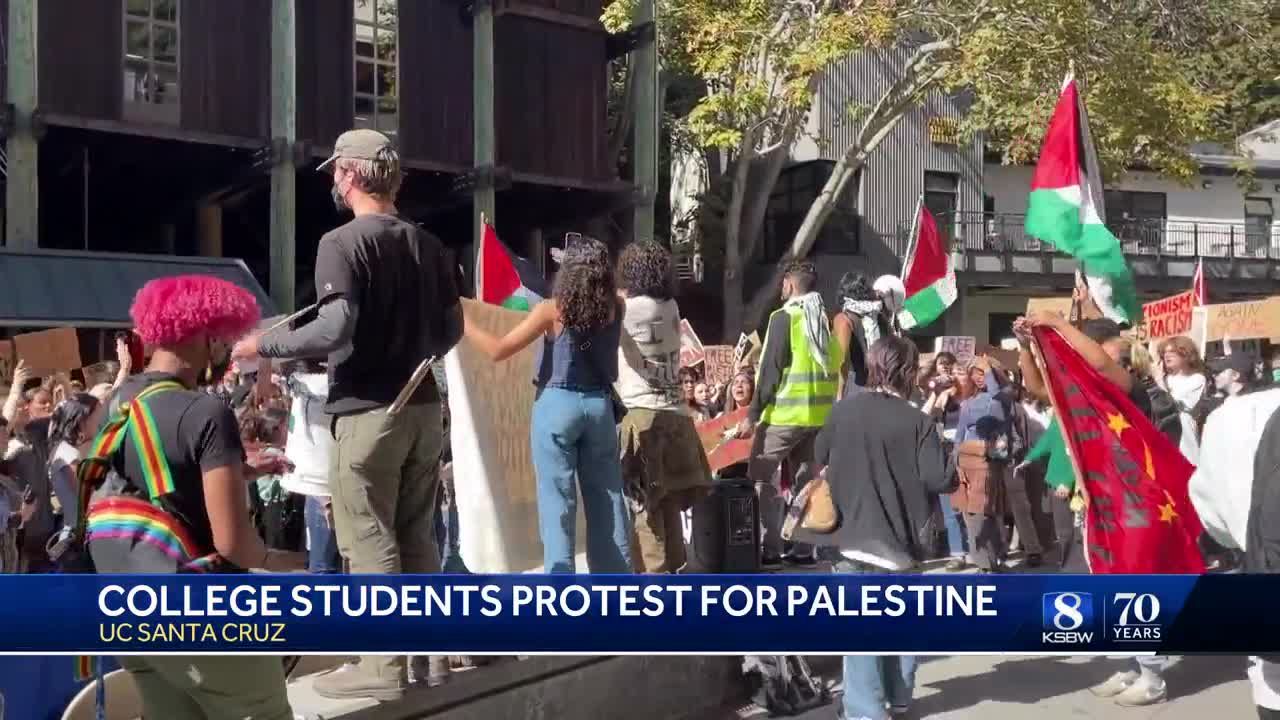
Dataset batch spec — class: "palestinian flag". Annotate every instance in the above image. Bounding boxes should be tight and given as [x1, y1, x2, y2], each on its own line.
[1033, 325, 1204, 574]
[478, 220, 549, 311]
[1025, 74, 1139, 326]
[898, 200, 955, 330]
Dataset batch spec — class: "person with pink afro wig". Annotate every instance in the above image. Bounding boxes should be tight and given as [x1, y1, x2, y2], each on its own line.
[84, 275, 306, 719]
[130, 275, 261, 350]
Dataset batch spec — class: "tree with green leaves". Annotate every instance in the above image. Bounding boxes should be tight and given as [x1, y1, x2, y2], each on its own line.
[622, 0, 1274, 337]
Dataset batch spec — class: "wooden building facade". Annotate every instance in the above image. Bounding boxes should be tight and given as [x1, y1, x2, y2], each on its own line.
[1, 0, 634, 310]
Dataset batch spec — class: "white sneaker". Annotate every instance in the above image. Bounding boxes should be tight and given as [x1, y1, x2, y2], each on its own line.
[1089, 670, 1138, 698]
[1114, 674, 1167, 706]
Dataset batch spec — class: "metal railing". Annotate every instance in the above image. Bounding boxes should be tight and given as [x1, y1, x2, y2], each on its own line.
[941, 211, 1280, 260]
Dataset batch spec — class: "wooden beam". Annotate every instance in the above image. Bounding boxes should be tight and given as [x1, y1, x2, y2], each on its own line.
[631, 0, 658, 244]
[494, 1, 603, 33]
[198, 203, 224, 258]
[38, 112, 266, 150]
[270, 0, 298, 312]
[5, 0, 38, 249]
[473, 0, 497, 289]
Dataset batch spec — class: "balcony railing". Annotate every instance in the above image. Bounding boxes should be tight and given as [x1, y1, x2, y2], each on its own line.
[937, 211, 1280, 260]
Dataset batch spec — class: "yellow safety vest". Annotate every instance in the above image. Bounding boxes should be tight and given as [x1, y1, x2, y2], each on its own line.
[758, 306, 843, 428]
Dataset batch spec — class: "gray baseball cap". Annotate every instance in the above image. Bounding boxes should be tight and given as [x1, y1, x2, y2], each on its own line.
[317, 129, 395, 171]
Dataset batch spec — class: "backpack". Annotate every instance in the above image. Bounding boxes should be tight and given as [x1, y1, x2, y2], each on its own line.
[1143, 380, 1182, 447]
[742, 655, 829, 716]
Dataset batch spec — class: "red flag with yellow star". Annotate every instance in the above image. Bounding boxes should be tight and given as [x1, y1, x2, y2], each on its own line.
[1033, 326, 1205, 574]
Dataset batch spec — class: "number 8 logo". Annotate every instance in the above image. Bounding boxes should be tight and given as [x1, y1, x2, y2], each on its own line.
[1053, 593, 1085, 631]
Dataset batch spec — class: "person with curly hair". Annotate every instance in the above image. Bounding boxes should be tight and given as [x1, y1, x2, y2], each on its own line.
[613, 241, 712, 573]
[466, 235, 631, 574]
[90, 275, 305, 719]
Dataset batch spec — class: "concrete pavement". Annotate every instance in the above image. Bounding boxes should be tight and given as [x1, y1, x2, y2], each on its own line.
[741, 654, 1254, 719]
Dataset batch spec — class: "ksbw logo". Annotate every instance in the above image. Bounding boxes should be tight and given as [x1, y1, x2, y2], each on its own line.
[1041, 592, 1096, 644]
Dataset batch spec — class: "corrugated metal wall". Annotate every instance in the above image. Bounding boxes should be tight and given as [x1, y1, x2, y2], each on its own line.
[817, 43, 983, 257]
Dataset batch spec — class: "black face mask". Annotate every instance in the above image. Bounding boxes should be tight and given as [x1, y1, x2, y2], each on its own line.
[331, 184, 351, 214]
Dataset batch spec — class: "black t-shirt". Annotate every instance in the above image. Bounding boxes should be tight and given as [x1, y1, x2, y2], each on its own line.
[314, 213, 462, 414]
[102, 372, 245, 555]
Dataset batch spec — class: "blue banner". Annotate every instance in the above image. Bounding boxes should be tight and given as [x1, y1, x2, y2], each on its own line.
[0, 574, 1269, 654]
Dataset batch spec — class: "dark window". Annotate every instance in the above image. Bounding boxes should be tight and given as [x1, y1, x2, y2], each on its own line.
[123, 0, 180, 124]
[988, 313, 1020, 347]
[760, 162, 859, 263]
[1104, 190, 1166, 253]
[1245, 197, 1274, 257]
[924, 172, 959, 247]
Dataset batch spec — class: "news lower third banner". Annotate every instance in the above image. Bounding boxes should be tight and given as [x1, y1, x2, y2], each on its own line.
[0, 574, 1272, 655]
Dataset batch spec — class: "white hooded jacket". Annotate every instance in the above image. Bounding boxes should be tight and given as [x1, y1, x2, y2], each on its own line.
[1188, 388, 1280, 551]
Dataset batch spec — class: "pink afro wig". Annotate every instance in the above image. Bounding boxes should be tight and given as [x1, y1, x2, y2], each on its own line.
[130, 275, 261, 347]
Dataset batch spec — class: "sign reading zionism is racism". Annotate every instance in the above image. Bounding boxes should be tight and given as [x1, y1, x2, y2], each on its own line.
[1142, 291, 1195, 342]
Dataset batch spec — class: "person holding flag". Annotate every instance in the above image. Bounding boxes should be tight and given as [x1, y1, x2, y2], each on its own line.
[1013, 70, 1204, 707]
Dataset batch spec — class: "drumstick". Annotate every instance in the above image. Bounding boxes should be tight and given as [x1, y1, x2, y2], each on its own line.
[389, 356, 438, 415]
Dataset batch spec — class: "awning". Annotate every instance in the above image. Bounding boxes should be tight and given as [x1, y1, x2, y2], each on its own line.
[0, 248, 275, 328]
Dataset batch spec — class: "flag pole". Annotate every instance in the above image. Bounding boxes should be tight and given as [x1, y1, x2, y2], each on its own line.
[1029, 327, 1091, 572]
[901, 193, 925, 277]
[476, 212, 486, 301]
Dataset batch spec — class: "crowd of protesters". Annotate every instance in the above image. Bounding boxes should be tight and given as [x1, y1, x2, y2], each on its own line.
[5, 128, 1280, 720]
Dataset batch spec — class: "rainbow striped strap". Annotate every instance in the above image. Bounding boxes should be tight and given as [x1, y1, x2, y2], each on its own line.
[73, 381, 185, 543]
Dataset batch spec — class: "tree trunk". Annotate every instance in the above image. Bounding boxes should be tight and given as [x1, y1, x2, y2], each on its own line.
[608, 56, 637, 172]
[719, 131, 757, 342]
[737, 50, 950, 331]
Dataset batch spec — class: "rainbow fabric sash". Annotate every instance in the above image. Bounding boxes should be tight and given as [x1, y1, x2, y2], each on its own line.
[73, 380, 225, 680]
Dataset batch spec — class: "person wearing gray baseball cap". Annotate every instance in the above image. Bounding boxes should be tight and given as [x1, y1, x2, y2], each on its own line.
[234, 128, 463, 701]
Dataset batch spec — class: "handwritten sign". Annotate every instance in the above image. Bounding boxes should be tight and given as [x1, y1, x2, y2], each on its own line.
[703, 345, 736, 387]
[934, 336, 976, 366]
[696, 408, 751, 473]
[14, 328, 82, 377]
[1143, 291, 1195, 342]
[0, 341, 13, 386]
[448, 299, 587, 572]
[679, 319, 705, 368]
[1026, 297, 1073, 316]
[1204, 296, 1280, 343]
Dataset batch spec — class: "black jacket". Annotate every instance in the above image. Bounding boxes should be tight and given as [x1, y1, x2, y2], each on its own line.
[796, 391, 954, 568]
[1246, 403, 1280, 573]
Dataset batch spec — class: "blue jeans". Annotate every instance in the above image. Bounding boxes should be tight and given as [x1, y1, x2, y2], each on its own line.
[939, 494, 967, 558]
[434, 473, 469, 573]
[530, 387, 632, 574]
[836, 560, 918, 719]
[304, 496, 341, 574]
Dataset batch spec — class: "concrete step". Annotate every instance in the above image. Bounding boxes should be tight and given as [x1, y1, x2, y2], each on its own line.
[289, 655, 743, 720]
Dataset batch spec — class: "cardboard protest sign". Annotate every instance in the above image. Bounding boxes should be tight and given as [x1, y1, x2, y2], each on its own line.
[1026, 297, 1073, 317]
[1203, 296, 1280, 343]
[1143, 291, 1195, 342]
[447, 299, 588, 573]
[696, 407, 751, 473]
[703, 345, 736, 387]
[80, 362, 117, 388]
[14, 328, 81, 377]
[977, 344, 1019, 372]
[0, 341, 14, 386]
[934, 336, 977, 366]
[679, 319, 705, 368]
